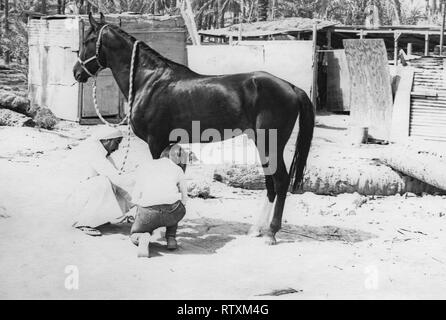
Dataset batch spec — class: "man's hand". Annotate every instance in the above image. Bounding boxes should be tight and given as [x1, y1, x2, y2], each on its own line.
[179, 179, 189, 206]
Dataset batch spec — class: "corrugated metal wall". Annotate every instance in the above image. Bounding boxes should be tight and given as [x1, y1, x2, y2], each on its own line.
[409, 57, 446, 142]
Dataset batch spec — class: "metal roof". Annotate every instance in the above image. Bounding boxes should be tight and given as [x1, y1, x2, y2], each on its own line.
[199, 17, 338, 38]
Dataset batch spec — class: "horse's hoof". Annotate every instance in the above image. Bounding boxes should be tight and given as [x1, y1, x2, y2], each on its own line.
[248, 226, 263, 238]
[137, 233, 151, 258]
[265, 236, 277, 246]
[264, 231, 277, 246]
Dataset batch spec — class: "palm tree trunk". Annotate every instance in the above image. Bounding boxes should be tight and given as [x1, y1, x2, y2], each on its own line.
[112, 0, 121, 13]
[41, 0, 47, 14]
[258, 0, 268, 21]
[4, 0, 10, 64]
[220, 7, 225, 27]
[391, 0, 402, 25]
[233, 2, 240, 24]
[196, 13, 203, 30]
[214, 1, 219, 28]
[318, 0, 329, 19]
[97, 0, 106, 13]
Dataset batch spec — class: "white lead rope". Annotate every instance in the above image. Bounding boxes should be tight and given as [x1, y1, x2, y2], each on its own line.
[91, 40, 141, 175]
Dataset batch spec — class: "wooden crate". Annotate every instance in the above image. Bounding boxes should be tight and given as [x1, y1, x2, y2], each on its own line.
[28, 14, 187, 123]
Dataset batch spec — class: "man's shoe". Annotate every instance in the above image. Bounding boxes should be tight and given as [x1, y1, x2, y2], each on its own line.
[166, 237, 178, 250]
[136, 233, 151, 258]
[76, 226, 102, 237]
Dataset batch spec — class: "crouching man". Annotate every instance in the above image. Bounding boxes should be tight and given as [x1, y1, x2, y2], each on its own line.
[71, 126, 134, 236]
[130, 144, 189, 258]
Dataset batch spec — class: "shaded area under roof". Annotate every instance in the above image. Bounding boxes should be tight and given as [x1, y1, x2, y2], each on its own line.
[332, 25, 446, 53]
[334, 24, 446, 34]
[199, 17, 339, 38]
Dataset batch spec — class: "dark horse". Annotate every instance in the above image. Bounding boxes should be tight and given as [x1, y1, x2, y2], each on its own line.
[73, 13, 315, 245]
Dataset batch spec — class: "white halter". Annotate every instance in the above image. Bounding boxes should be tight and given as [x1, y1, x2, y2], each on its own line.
[77, 24, 110, 77]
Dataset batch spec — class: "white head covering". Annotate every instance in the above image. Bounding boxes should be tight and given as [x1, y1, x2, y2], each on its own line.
[91, 126, 123, 141]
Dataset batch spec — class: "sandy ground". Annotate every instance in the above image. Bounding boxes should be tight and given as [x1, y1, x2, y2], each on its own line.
[1, 115, 446, 300]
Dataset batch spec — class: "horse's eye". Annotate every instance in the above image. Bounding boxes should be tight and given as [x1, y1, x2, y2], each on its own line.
[83, 37, 96, 45]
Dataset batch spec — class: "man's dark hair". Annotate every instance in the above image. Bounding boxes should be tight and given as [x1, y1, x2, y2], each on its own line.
[160, 144, 188, 172]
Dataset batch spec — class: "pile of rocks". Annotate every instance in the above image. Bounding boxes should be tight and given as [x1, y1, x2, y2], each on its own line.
[0, 64, 58, 129]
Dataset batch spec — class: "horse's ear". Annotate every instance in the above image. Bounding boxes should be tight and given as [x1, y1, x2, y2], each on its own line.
[99, 12, 106, 24]
[89, 12, 99, 30]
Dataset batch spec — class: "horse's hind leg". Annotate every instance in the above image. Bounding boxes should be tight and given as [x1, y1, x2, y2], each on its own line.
[265, 151, 289, 245]
[249, 172, 276, 237]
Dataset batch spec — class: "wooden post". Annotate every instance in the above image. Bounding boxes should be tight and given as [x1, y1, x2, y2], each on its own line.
[180, 0, 201, 45]
[311, 23, 318, 110]
[394, 31, 400, 66]
[407, 43, 413, 56]
[425, 32, 430, 56]
[441, 0, 446, 56]
[238, 0, 243, 41]
[327, 29, 332, 49]
[312, 23, 317, 43]
[360, 29, 364, 39]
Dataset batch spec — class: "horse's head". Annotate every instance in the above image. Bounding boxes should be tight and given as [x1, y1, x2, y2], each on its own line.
[73, 12, 108, 83]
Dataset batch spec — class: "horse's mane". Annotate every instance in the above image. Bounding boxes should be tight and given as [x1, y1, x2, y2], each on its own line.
[107, 24, 191, 72]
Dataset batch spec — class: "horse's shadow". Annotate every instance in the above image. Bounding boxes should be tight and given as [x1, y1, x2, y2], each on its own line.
[99, 218, 244, 257]
[99, 217, 377, 258]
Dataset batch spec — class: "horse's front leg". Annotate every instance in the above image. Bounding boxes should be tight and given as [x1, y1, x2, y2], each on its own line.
[250, 137, 277, 240]
[249, 175, 275, 237]
[146, 134, 169, 160]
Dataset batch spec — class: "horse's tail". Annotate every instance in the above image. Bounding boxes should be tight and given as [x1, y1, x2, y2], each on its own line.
[289, 90, 315, 193]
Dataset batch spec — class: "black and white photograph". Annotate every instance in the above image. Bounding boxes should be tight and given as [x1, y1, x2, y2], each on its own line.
[1, 0, 446, 301]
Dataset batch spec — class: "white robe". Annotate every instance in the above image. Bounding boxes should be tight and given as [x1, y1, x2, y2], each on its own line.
[70, 140, 134, 228]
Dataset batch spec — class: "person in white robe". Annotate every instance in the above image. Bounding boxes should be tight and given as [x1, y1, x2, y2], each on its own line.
[70, 126, 135, 236]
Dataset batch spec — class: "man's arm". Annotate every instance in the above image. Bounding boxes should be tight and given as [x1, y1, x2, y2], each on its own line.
[90, 157, 129, 190]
